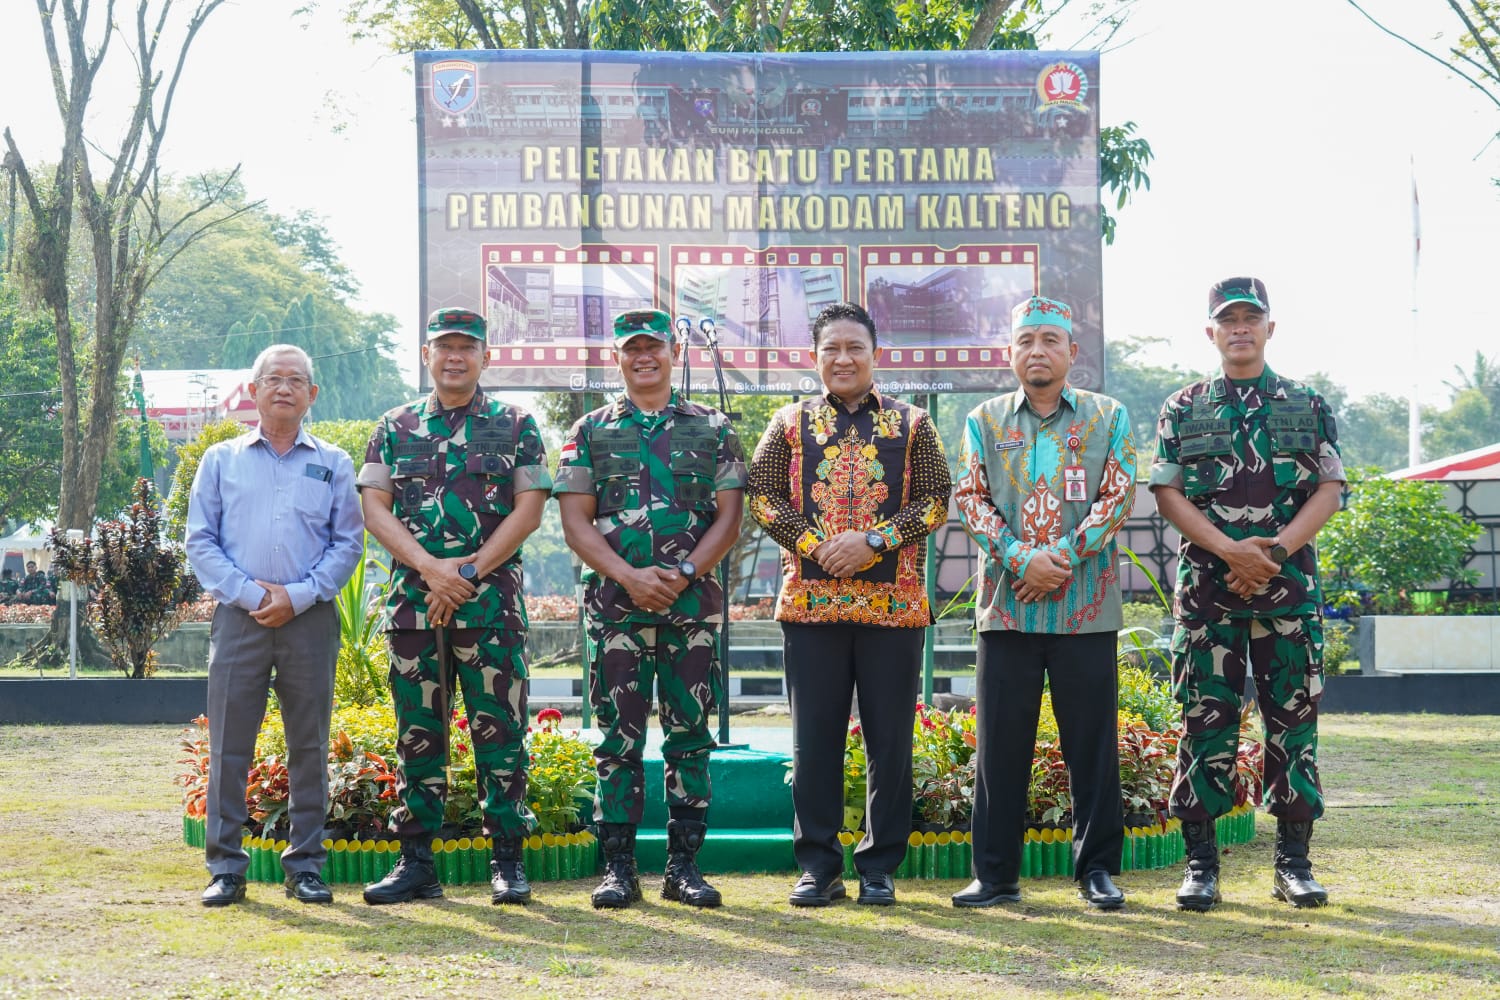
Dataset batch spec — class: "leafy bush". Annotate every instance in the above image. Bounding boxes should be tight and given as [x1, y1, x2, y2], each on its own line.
[911, 703, 977, 827]
[50, 479, 201, 678]
[1320, 471, 1482, 613]
[304, 419, 376, 469]
[1118, 723, 1176, 823]
[1323, 622, 1355, 674]
[1118, 663, 1178, 732]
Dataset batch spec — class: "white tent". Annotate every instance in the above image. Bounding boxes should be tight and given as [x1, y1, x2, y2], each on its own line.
[0, 522, 54, 574]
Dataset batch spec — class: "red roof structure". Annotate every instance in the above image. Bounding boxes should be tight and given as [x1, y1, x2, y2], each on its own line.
[1387, 442, 1500, 481]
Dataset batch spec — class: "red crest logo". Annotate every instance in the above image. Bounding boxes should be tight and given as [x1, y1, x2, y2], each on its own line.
[1035, 62, 1088, 110]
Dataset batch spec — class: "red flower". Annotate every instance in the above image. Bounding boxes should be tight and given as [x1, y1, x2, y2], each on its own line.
[455, 717, 469, 732]
[455, 742, 468, 754]
[537, 708, 564, 725]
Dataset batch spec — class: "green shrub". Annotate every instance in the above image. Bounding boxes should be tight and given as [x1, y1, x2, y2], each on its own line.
[1319, 471, 1482, 613]
[1323, 621, 1356, 674]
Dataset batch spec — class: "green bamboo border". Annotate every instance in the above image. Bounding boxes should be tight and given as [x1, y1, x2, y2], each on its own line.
[841, 806, 1258, 880]
[184, 804, 1255, 884]
[181, 816, 597, 885]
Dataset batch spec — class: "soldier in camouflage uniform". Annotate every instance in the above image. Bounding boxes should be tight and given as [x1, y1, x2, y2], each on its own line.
[19, 561, 51, 604]
[357, 307, 552, 906]
[554, 309, 745, 910]
[1150, 277, 1345, 911]
[0, 570, 18, 602]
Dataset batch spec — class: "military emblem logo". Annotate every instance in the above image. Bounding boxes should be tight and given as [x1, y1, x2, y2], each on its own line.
[1035, 61, 1088, 111]
[431, 59, 478, 114]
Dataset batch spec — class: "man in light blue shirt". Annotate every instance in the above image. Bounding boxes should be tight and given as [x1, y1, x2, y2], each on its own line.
[186, 344, 363, 906]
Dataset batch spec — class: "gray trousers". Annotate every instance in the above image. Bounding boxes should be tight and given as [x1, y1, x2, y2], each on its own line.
[205, 601, 338, 877]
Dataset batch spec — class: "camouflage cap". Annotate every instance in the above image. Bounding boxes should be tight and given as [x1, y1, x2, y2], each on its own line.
[1208, 277, 1269, 318]
[612, 308, 673, 346]
[1011, 295, 1073, 335]
[426, 307, 488, 341]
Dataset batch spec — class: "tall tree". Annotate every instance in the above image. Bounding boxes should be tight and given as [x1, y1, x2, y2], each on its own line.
[0, 280, 63, 527]
[1, 0, 246, 532]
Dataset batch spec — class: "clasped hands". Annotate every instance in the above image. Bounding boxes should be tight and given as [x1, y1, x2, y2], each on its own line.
[250, 581, 295, 628]
[1222, 536, 1284, 599]
[622, 565, 691, 615]
[809, 530, 882, 579]
[420, 556, 479, 627]
[1012, 549, 1072, 603]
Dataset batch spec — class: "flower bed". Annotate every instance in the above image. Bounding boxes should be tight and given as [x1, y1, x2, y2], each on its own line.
[180, 668, 1264, 882]
[178, 704, 598, 884]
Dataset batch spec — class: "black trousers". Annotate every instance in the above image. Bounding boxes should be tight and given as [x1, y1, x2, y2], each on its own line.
[972, 629, 1123, 884]
[783, 622, 924, 877]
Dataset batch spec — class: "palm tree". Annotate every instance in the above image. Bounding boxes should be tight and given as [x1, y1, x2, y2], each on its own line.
[1442, 351, 1500, 400]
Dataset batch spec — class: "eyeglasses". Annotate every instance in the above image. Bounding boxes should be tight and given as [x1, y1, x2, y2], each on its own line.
[256, 375, 310, 390]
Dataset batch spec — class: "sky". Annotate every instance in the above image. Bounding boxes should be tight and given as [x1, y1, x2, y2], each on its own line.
[2, 0, 1498, 416]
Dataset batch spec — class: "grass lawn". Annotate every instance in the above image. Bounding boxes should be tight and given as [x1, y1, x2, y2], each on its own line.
[0, 714, 1496, 998]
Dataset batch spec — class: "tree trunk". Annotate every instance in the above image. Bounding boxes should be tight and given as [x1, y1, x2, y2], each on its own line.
[10, 604, 114, 673]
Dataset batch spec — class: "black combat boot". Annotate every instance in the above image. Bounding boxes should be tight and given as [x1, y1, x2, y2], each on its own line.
[591, 823, 642, 910]
[363, 838, 443, 905]
[1272, 819, 1328, 907]
[1175, 819, 1221, 912]
[661, 819, 722, 908]
[490, 834, 533, 905]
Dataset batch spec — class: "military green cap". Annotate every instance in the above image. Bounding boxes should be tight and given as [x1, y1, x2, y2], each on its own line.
[612, 308, 673, 345]
[426, 307, 488, 341]
[1208, 277, 1269, 318]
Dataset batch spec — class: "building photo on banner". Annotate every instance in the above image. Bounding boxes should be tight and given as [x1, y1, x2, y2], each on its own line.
[417, 49, 1104, 395]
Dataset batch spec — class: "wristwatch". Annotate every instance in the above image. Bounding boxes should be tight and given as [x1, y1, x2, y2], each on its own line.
[459, 563, 478, 580]
[1269, 543, 1289, 566]
[864, 531, 887, 552]
[677, 559, 698, 579]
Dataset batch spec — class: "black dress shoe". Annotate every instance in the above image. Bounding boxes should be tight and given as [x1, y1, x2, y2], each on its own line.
[1078, 870, 1125, 910]
[857, 871, 896, 906]
[788, 870, 847, 907]
[951, 878, 1021, 908]
[201, 873, 246, 907]
[285, 871, 334, 904]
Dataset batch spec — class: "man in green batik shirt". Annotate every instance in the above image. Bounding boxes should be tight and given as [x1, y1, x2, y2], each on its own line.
[952, 294, 1136, 912]
[358, 306, 551, 907]
[1151, 277, 1344, 912]
[554, 309, 745, 911]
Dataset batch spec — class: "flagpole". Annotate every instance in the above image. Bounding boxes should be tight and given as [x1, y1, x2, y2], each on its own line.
[1408, 156, 1422, 467]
